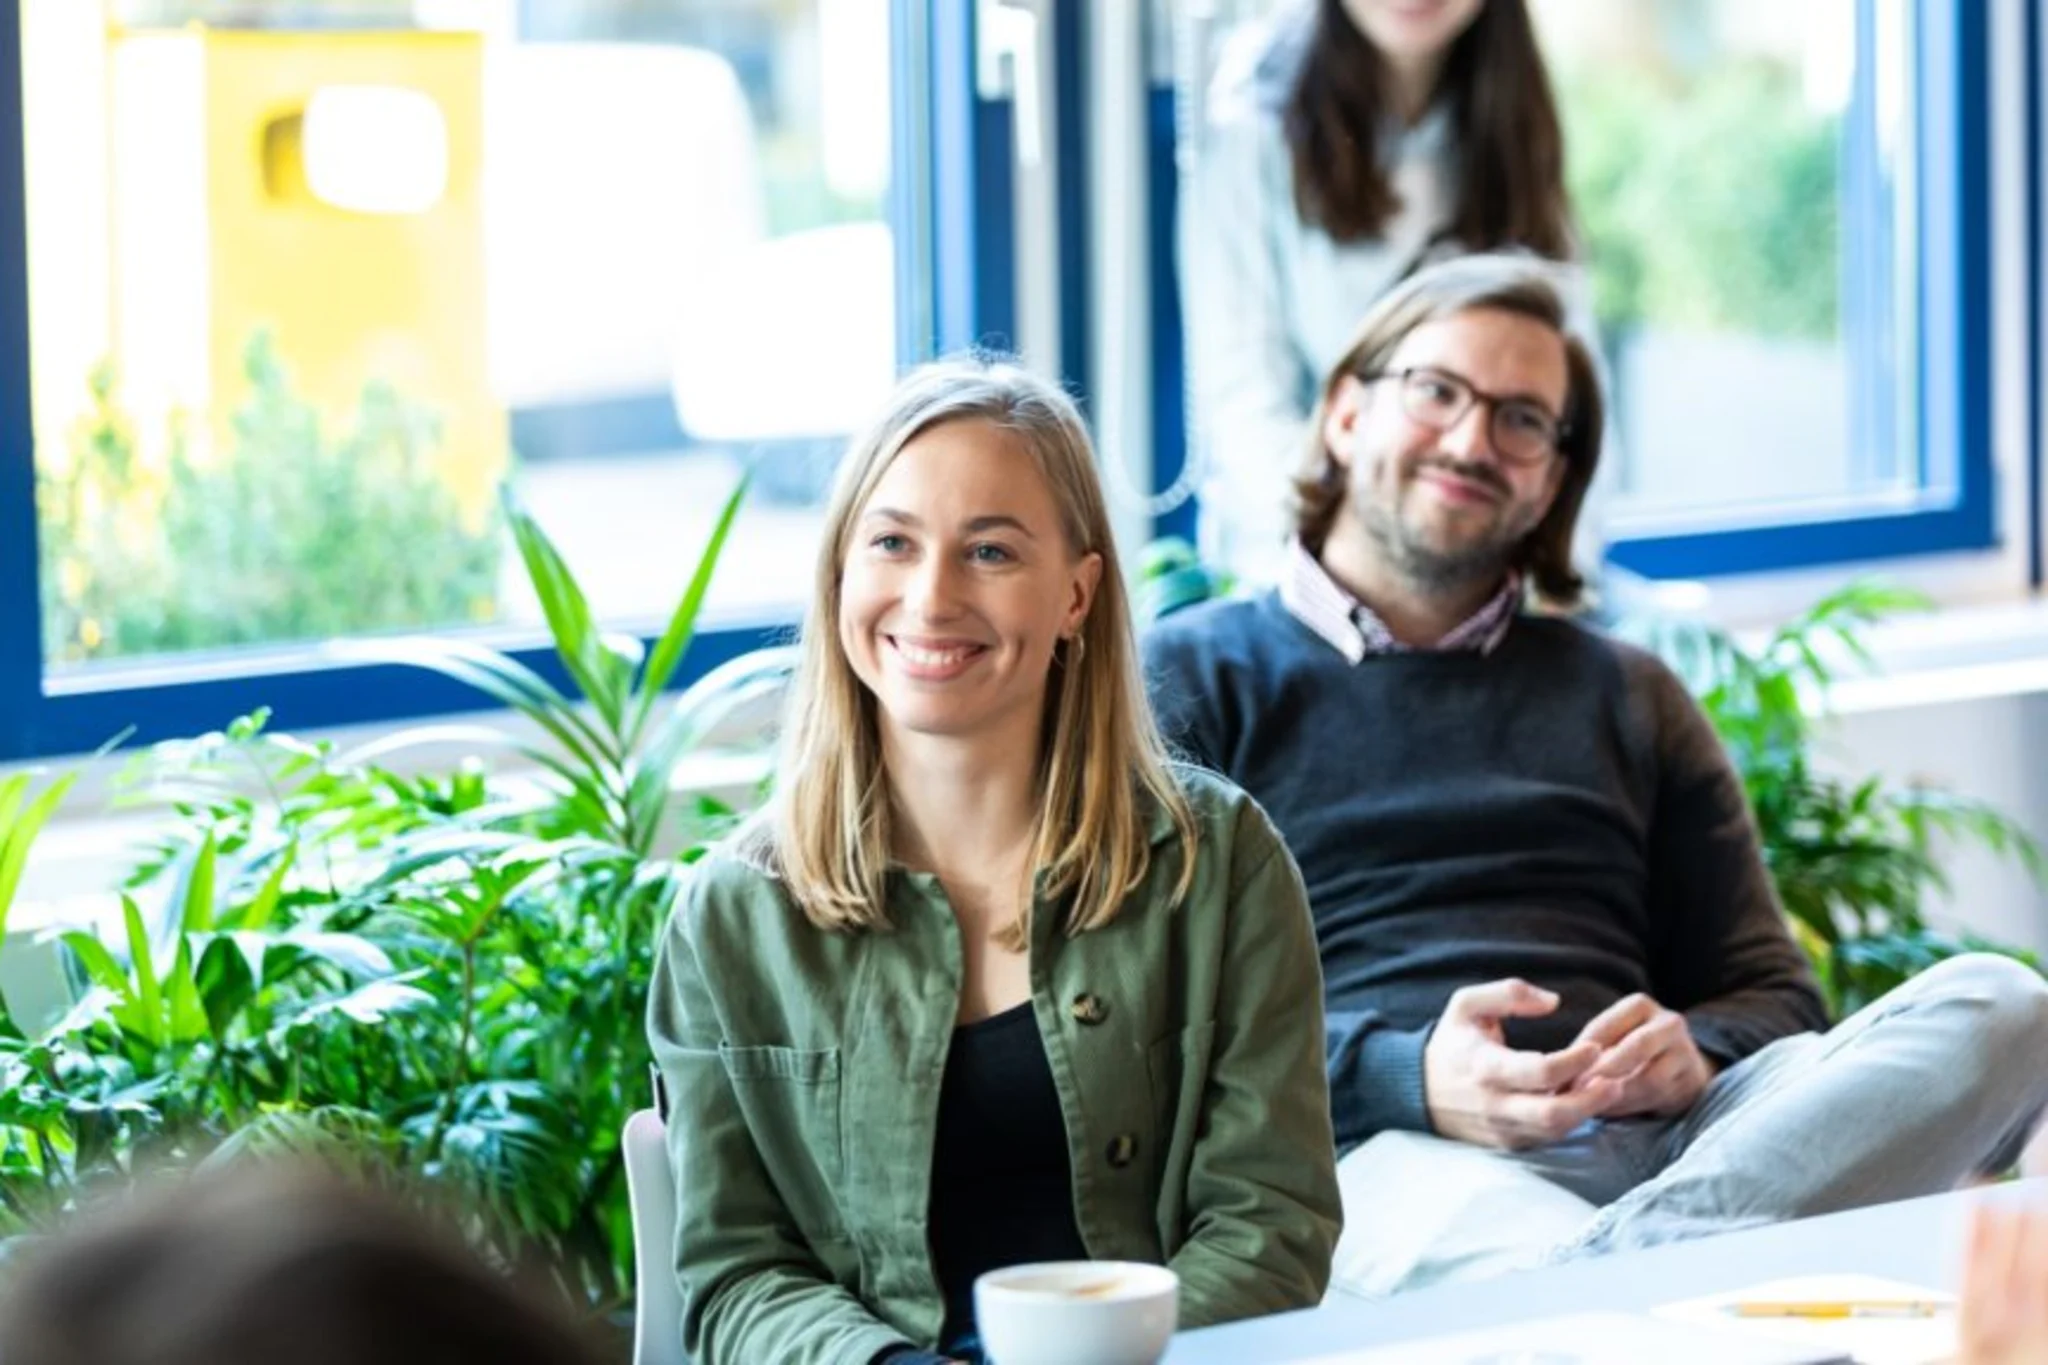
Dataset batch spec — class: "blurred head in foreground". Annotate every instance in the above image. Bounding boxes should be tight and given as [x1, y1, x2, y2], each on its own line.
[0, 1165, 595, 1365]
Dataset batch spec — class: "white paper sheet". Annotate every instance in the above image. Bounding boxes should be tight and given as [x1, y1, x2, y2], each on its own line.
[1292, 1309, 1851, 1364]
[1654, 1274, 1958, 1365]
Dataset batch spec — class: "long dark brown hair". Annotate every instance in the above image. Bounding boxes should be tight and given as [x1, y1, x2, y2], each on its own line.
[1280, 0, 1572, 256]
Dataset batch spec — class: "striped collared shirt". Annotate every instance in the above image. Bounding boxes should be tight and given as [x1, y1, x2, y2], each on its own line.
[1279, 539, 1521, 664]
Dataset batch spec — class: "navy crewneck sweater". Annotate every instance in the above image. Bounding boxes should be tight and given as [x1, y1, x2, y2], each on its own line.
[1143, 592, 1825, 1147]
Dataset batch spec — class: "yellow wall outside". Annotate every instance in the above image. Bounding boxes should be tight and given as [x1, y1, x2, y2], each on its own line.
[191, 27, 503, 527]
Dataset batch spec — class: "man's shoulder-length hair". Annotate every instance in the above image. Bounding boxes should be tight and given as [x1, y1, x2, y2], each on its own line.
[1291, 252, 1605, 609]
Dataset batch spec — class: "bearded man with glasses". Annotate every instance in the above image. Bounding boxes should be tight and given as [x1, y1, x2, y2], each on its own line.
[1144, 252, 2048, 1300]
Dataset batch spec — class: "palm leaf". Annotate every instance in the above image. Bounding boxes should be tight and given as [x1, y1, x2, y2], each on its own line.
[0, 771, 78, 943]
[504, 497, 633, 735]
[336, 637, 620, 775]
[119, 897, 163, 1044]
[626, 471, 752, 749]
[227, 843, 297, 934]
[174, 832, 218, 934]
[623, 646, 794, 853]
[161, 938, 210, 1045]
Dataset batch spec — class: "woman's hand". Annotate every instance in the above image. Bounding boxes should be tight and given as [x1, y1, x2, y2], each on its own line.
[1957, 1201, 2048, 1365]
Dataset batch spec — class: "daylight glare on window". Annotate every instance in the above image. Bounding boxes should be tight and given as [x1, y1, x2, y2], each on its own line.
[25, 0, 896, 675]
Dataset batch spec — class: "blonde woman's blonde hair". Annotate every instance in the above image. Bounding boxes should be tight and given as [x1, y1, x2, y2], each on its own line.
[769, 356, 1199, 942]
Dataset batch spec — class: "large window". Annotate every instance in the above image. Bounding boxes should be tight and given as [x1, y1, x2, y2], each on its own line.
[1160, 0, 1993, 579]
[28, 0, 891, 673]
[1539, 0, 1911, 527]
[0, 0, 950, 759]
[0, 0, 2012, 759]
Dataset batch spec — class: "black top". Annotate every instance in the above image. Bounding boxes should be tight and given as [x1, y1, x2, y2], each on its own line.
[925, 1000, 1089, 1355]
[1143, 592, 1827, 1148]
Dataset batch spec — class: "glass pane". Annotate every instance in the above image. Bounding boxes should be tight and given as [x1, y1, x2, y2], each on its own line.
[27, 0, 898, 674]
[1536, 0, 1916, 528]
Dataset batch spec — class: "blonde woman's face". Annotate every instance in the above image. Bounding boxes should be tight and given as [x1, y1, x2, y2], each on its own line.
[838, 419, 1102, 750]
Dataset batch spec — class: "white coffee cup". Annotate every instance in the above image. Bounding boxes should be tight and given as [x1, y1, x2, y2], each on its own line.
[973, 1260, 1179, 1365]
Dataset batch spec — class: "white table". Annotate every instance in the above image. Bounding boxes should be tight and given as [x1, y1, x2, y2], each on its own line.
[1164, 1181, 2047, 1362]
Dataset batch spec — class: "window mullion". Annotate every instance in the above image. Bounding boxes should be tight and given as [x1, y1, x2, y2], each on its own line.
[0, 0, 40, 761]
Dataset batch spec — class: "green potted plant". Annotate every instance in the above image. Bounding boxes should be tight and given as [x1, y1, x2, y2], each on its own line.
[1621, 582, 2046, 1014]
[38, 333, 501, 666]
[0, 471, 776, 1340]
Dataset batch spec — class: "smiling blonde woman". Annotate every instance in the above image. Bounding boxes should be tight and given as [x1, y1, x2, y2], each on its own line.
[647, 357, 1339, 1365]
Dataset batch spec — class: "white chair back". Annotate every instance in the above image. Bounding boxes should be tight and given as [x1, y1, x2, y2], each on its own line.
[624, 1106, 687, 1365]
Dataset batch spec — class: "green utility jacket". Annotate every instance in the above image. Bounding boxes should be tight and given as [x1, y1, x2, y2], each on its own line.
[647, 765, 1340, 1364]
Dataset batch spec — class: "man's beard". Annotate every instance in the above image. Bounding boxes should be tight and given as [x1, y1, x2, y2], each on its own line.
[1358, 478, 1526, 595]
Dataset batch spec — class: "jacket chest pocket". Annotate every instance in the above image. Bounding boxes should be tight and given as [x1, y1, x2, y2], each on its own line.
[719, 1043, 847, 1240]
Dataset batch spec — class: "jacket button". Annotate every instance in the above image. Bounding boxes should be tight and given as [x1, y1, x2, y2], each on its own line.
[1070, 993, 1109, 1025]
[1106, 1133, 1138, 1168]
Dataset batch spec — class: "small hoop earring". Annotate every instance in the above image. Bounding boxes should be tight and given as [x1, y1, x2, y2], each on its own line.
[1062, 634, 1087, 667]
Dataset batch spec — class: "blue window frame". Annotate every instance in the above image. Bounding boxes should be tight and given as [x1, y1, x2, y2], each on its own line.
[1603, 0, 1994, 580]
[2028, 0, 2045, 592]
[0, 4, 38, 762]
[1127, 0, 1997, 581]
[928, 0, 1016, 356]
[0, 0, 1012, 763]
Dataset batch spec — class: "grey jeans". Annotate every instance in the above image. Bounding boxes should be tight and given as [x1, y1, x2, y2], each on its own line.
[1329, 953, 2048, 1299]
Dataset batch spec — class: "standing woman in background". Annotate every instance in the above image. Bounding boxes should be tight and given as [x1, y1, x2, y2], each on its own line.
[1180, 0, 1579, 583]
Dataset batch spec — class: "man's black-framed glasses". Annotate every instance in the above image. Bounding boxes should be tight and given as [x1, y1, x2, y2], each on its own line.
[1358, 366, 1568, 465]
